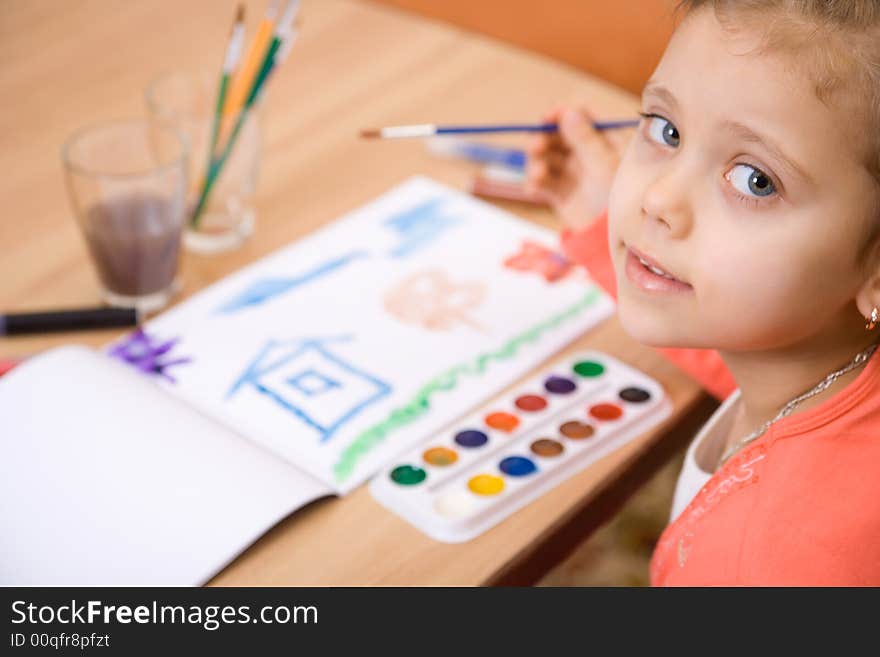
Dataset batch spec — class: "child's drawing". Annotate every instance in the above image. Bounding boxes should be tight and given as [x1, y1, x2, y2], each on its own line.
[142, 177, 615, 491]
[109, 329, 192, 382]
[504, 240, 573, 282]
[383, 269, 486, 332]
[217, 251, 369, 314]
[227, 337, 391, 443]
[384, 198, 461, 258]
[215, 198, 462, 316]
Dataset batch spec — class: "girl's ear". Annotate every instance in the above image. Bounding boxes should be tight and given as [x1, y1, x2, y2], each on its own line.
[857, 214, 880, 322]
[855, 269, 880, 324]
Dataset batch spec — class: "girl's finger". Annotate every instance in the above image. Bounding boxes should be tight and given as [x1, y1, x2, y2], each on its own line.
[559, 107, 618, 163]
[543, 149, 569, 175]
[542, 105, 567, 123]
[526, 158, 551, 187]
[525, 132, 552, 157]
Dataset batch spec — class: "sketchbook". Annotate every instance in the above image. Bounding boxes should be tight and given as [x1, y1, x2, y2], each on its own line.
[0, 176, 614, 585]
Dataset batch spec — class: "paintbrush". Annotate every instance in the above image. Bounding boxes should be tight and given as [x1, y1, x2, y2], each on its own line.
[190, 0, 301, 227]
[205, 5, 246, 169]
[222, 0, 280, 118]
[359, 119, 639, 139]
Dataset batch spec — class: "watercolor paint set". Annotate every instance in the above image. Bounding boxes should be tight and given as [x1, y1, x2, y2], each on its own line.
[369, 350, 672, 542]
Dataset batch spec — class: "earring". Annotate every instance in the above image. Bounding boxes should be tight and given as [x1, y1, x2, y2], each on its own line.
[867, 308, 878, 331]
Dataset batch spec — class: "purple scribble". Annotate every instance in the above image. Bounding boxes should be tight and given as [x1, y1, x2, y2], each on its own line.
[109, 329, 192, 382]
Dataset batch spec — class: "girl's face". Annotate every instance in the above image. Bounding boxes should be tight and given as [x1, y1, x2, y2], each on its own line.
[608, 8, 879, 351]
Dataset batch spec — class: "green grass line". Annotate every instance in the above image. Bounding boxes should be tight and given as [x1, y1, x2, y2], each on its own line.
[333, 287, 603, 483]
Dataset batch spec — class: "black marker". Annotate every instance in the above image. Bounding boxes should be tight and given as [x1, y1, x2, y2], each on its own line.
[0, 307, 140, 336]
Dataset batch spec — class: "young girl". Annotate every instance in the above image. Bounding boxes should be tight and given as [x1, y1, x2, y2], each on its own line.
[527, 0, 880, 585]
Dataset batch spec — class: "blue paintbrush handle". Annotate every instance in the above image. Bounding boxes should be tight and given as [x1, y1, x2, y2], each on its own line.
[593, 119, 641, 130]
[436, 123, 558, 135]
[433, 119, 638, 136]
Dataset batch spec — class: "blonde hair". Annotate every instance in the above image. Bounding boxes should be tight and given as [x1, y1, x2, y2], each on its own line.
[678, 0, 880, 181]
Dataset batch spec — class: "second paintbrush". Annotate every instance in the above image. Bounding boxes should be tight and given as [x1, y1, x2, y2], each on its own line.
[359, 119, 639, 139]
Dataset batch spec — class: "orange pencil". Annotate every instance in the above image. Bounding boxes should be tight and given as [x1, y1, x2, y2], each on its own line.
[222, 0, 280, 118]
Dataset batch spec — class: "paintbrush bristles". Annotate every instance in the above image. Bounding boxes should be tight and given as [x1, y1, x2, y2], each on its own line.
[235, 4, 245, 23]
[360, 129, 381, 139]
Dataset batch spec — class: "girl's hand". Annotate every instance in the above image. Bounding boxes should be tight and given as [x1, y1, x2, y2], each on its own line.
[525, 106, 623, 230]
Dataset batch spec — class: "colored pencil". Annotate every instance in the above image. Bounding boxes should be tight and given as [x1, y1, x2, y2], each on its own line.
[190, 0, 300, 228]
[360, 119, 639, 139]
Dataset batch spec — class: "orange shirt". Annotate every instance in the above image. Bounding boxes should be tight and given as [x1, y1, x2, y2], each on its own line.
[561, 213, 880, 586]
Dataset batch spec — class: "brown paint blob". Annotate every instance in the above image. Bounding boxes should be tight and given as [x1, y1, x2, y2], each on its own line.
[559, 421, 594, 440]
[530, 438, 564, 457]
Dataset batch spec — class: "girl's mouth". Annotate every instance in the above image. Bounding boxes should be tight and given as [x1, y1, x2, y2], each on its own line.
[624, 245, 693, 294]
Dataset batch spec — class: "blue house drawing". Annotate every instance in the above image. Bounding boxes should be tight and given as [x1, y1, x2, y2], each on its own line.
[227, 337, 391, 443]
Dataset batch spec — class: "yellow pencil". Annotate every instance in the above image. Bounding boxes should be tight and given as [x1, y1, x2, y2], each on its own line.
[222, 0, 280, 118]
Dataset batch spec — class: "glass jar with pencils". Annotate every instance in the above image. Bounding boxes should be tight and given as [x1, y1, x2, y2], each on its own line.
[146, 70, 261, 254]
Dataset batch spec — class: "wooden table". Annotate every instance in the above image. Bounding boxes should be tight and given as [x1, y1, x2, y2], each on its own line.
[0, 0, 712, 585]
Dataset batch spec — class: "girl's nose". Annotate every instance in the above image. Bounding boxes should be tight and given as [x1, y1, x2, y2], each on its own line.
[641, 163, 694, 238]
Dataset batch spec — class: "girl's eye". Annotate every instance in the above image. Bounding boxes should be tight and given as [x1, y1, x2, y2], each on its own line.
[643, 114, 680, 148]
[726, 164, 776, 198]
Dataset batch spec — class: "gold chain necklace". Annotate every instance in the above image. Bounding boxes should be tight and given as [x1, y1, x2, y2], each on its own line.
[718, 341, 880, 467]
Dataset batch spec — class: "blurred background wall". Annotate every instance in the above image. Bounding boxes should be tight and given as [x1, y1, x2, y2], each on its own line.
[367, 0, 677, 95]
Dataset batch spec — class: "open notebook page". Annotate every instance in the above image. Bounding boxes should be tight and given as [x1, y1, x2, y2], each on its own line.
[0, 346, 331, 585]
